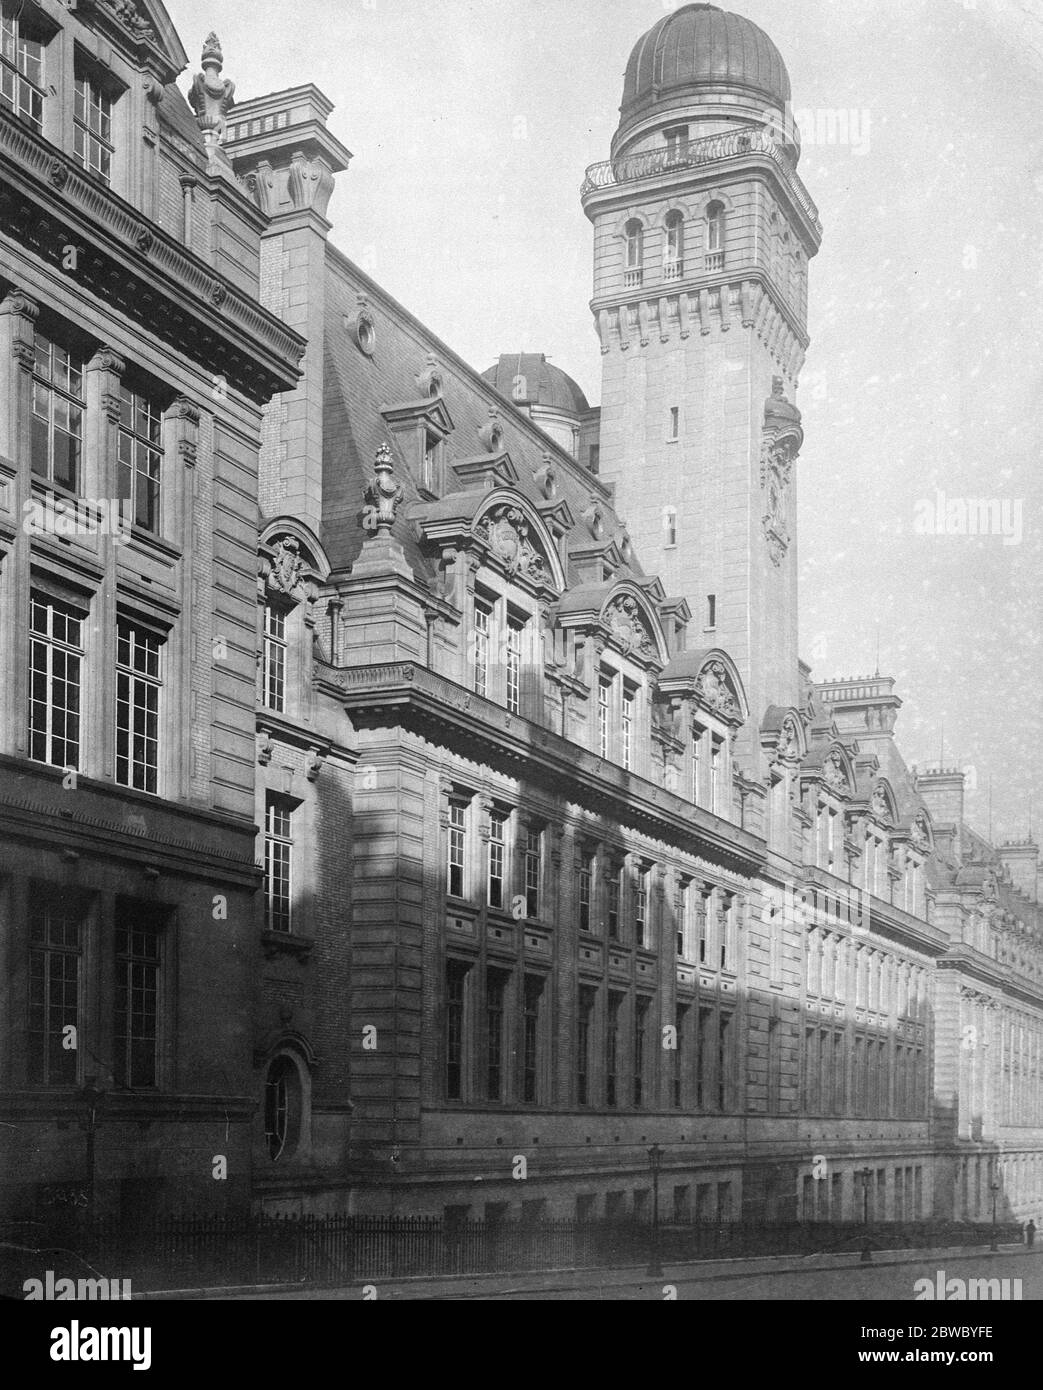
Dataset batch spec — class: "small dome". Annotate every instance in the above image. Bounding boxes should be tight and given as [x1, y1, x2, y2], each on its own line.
[483, 354, 590, 416]
[620, 4, 790, 131]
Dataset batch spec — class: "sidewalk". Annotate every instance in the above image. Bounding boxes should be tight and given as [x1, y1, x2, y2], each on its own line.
[140, 1240, 1036, 1301]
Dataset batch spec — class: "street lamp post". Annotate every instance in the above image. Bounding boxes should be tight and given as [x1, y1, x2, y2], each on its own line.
[647, 1143, 663, 1279]
[990, 1181, 1000, 1252]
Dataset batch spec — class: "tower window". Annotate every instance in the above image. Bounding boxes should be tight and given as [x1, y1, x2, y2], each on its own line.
[664, 210, 684, 280]
[588, 443, 600, 475]
[668, 406, 679, 440]
[706, 594, 716, 630]
[663, 506, 677, 548]
[624, 219, 643, 288]
[706, 201, 726, 271]
[664, 125, 688, 162]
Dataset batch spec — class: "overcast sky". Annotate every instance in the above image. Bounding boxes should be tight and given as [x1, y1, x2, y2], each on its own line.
[166, 0, 1042, 849]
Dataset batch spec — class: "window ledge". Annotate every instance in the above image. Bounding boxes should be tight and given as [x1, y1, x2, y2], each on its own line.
[262, 929, 314, 960]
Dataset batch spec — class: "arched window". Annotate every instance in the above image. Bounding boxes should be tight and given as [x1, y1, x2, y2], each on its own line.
[706, 201, 726, 271]
[664, 211, 684, 281]
[264, 1056, 301, 1160]
[624, 219, 644, 287]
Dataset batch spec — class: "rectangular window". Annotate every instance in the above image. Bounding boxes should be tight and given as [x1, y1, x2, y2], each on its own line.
[669, 406, 679, 440]
[264, 795, 293, 933]
[473, 599, 491, 698]
[577, 985, 596, 1105]
[607, 867, 620, 942]
[696, 1007, 713, 1111]
[706, 594, 716, 630]
[579, 854, 593, 933]
[606, 992, 622, 1107]
[699, 888, 711, 964]
[588, 443, 600, 474]
[621, 685, 635, 770]
[634, 864, 649, 949]
[28, 893, 82, 1086]
[447, 801, 466, 898]
[523, 826, 541, 919]
[675, 881, 688, 958]
[31, 332, 84, 492]
[421, 431, 440, 493]
[718, 1012, 731, 1110]
[710, 737, 723, 814]
[506, 617, 523, 715]
[720, 893, 733, 971]
[522, 974, 543, 1104]
[262, 603, 287, 713]
[691, 724, 703, 804]
[117, 384, 163, 534]
[488, 810, 507, 909]
[664, 124, 688, 160]
[634, 996, 649, 1107]
[115, 620, 162, 793]
[74, 75, 113, 184]
[29, 590, 86, 770]
[114, 901, 162, 1088]
[598, 674, 610, 759]
[0, 1, 43, 130]
[446, 960, 468, 1100]
[673, 1004, 687, 1109]
[486, 969, 506, 1101]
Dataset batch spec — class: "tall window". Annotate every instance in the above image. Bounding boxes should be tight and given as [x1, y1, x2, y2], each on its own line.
[579, 853, 593, 933]
[621, 685, 635, 770]
[577, 985, 596, 1105]
[706, 201, 726, 270]
[486, 970, 506, 1100]
[446, 961, 468, 1100]
[28, 894, 82, 1086]
[264, 795, 293, 933]
[31, 332, 84, 492]
[606, 992, 622, 1107]
[664, 124, 688, 161]
[261, 603, 287, 712]
[421, 431, 440, 493]
[634, 997, 649, 1107]
[607, 866, 620, 941]
[74, 75, 113, 184]
[447, 801, 466, 898]
[710, 736, 723, 813]
[668, 405, 679, 440]
[488, 810, 507, 909]
[624, 219, 644, 287]
[264, 1057, 297, 1160]
[673, 1004, 687, 1108]
[664, 506, 677, 548]
[598, 674, 610, 758]
[114, 902, 161, 1088]
[473, 598, 491, 698]
[675, 880, 688, 958]
[0, 1, 43, 131]
[116, 620, 162, 793]
[118, 384, 163, 533]
[634, 864, 649, 949]
[29, 590, 86, 769]
[720, 894, 733, 971]
[506, 617, 523, 715]
[664, 210, 684, 280]
[718, 1012, 732, 1110]
[523, 826, 541, 919]
[522, 975, 543, 1103]
[691, 724, 703, 804]
[706, 594, 716, 630]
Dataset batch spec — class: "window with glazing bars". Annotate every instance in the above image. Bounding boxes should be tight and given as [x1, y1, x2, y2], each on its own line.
[607, 866, 620, 941]
[522, 974, 542, 1103]
[488, 810, 507, 909]
[118, 383, 162, 533]
[598, 675, 610, 758]
[446, 960, 468, 1099]
[447, 802, 466, 897]
[634, 864, 648, 948]
[577, 985, 596, 1105]
[116, 620, 162, 793]
[114, 904, 161, 1088]
[506, 618, 523, 714]
[486, 970, 506, 1100]
[579, 854, 593, 932]
[621, 686, 635, 769]
[74, 76, 113, 183]
[28, 895, 82, 1086]
[634, 996, 649, 1107]
[523, 826, 541, 918]
[29, 591, 85, 769]
[262, 603, 287, 712]
[473, 599, 491, 697]
[606, 992, 622, 1107]
[675, 881, 688, 957]
[31, 332, 84, 492]
[0, 2, 43, 130]
[264, 796, 293, 933]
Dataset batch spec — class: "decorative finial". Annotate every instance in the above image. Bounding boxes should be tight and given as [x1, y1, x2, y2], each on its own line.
[189, 33, 236, 145]
[364, 443, 404, 532]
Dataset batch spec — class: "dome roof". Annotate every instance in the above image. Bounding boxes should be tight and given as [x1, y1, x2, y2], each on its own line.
[483, 355, 590, 416]
[620, 4, 790, 125]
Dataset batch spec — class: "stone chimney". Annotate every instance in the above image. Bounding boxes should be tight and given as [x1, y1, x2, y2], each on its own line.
[914, 766, 965, 864]
[997, 839, 1039, 903]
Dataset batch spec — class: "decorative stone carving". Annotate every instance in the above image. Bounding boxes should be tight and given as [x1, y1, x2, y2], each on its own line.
[760, 377, 802, 567]
[603, 594, 656, 661]
[364, 443, 404, 531]
[244, 161, 275, 216]
[210, 281, 227, 309]
[415, 352, 443, 399]
[48, 159, 69, 191]
[775, 714, 801, 762]
[267, 536, 306, 597]
[822, 750, 847, 793]
[474, 505, 547, 583]
[287, 149, 335, 217]
[910, 812, 930, 853]
[695, 660, 738, 720]
[189, 34, 236, 146]
[477, 409, 503, 454]
[97, 0, 155, 41]
[533, 453, 556, 500]
[345, 294, 376, 355]
[582, 499, 604, 540]
[871, 784, 890, 819]
[134, 226, 154, 255]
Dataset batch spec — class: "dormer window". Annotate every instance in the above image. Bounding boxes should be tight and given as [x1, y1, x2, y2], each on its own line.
[1, 1, 44, 132]
[421, 429, 443, 496]
[624, 219, 644, 288]
[74, 74, 113, 184]
[664, 124, 688, 161]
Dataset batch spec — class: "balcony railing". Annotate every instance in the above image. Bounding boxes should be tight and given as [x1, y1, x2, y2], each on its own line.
[582, 127, 822, 235]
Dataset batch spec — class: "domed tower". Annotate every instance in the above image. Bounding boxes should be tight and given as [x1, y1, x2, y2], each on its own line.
[482, 353, 596, 460]
[582, 3, 822, 773]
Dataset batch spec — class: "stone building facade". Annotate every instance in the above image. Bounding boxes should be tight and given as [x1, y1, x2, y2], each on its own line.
[1, 1, 1039, 1229]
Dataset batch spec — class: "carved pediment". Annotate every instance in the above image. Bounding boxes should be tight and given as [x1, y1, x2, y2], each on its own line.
[474, 505, 549, 585]
[695, 659, 739, 720]
[603, 594, 657, 662]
